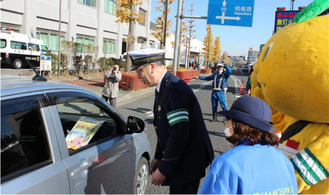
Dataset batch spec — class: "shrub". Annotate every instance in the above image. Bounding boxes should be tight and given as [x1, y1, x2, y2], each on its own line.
[119, 72, 148, 91]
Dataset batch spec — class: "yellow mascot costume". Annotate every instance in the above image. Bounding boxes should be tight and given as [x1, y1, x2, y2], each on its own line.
[251, 0, 329, 193]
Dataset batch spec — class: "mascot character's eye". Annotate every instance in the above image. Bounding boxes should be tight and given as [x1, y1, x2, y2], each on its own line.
[262, 42, 273, 62]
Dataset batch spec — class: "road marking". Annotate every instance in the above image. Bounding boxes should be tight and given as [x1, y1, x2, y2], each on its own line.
[231, 75, 248, 99]
[145, 110, 154, 119]
[193, 81, 212, 92]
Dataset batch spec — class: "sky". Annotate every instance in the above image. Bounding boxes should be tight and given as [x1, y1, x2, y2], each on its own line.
[150, 0, 314, 56]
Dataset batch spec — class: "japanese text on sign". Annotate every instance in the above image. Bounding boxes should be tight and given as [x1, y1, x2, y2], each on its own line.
[274, 11, 299, 33]
[234, 6, 253, 13]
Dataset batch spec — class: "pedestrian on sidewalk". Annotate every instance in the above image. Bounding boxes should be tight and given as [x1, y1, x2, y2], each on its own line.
[199, 63, 232, 122]
[102, 64, 122, 107]
[199, 96, 298, 194]
[128, 48, 214, 194]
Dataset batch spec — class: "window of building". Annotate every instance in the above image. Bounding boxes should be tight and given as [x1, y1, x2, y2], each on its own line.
[78, 0, 96, 7]
[103, 39, 116, 54]
[36, 32, 65, 51]
[76, 36, 95, 52]
[139, 8, 147, 26]
[149, 41, 155, 48]
[138, 37, 147, 49]
[1, 95, 51, 182]
[105, 0, 117, 15]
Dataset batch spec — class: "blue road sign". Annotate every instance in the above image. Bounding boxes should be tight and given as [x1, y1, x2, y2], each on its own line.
[207, 0, 255, 27]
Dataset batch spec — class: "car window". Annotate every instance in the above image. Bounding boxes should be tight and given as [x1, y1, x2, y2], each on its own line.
[1, 95, 51, 182]
[47, 92, 121, 154]
[10, 41, 27, 50]
[1, 39, 6, 48]
[28, 43, 40, 51]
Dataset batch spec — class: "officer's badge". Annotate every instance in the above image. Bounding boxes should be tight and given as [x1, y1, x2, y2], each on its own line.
[158, 105, 161, 112]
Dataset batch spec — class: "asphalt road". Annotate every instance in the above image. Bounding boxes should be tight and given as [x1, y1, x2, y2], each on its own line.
[116, 73, 249, 194]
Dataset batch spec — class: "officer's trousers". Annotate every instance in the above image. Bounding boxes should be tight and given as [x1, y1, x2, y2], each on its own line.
[211, 90, 228, 112]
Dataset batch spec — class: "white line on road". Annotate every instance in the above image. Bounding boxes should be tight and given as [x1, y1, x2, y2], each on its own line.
[193, 81, 212, 92]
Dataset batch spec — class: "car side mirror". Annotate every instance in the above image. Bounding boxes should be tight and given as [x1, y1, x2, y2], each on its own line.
[126, 116, 145, 134]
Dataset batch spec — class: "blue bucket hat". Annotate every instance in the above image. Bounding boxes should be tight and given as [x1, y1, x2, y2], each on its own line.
[218, 96, 273, 131]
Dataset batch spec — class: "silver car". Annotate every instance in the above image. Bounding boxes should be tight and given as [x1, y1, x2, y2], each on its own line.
[1, 75, 151, 194]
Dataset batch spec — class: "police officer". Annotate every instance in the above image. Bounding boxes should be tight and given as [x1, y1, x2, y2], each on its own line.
[128, 48, 214, 194]
[199, 63, 232, 121]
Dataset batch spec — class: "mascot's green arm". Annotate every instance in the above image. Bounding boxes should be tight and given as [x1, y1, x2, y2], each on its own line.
[294, 0, 329, 23]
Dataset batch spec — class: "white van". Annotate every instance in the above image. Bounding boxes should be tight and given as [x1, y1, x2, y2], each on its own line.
[0, 31, 50, 69]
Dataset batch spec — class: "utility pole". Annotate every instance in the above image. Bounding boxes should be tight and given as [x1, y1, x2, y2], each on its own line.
[186, 3, 195, 69]
[291, 0, 295, 10]
[177, 0, 185, 68]
[172, 0, 207, 74]
[173, 0, 183, 75]
[58, 0, 62, 76]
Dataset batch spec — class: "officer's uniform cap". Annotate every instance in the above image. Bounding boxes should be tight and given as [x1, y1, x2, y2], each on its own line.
[128, 49, 166, 71]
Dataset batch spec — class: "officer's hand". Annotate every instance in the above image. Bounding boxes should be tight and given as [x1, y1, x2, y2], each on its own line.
[151, 169, 166, 186]
[150, 159, 160, 174]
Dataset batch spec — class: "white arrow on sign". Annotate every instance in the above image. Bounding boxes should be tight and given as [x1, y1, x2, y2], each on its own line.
[215, 0, 241, 24]
[216, 13, 241, 24]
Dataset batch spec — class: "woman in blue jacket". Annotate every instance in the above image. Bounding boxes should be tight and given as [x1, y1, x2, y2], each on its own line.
[199, 96, 298, 194]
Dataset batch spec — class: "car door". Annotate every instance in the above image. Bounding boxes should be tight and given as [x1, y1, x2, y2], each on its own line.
[46, 90, 137, 194]
[1, 93, 70, 194]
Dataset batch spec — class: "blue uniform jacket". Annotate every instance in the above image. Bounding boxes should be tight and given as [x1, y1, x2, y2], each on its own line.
[199, 140, 298, 194]
[199, 65, 232, 90]
[153, 71, 214, 185]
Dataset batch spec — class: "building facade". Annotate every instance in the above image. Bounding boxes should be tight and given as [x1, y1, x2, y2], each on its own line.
[247, 47, 260, 66]
[0, 0, 159, 69]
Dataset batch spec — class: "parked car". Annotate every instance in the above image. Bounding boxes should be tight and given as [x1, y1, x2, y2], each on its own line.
[0, 31, 51, 69]
[1, 75, 151, 194]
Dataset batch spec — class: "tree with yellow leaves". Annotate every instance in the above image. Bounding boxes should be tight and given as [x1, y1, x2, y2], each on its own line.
[213, 36, 221, 62]
[202, 25, 214, 68]
[152, 0, 175, 49]
[116, 0, 143, 72]
[221, 51, 232, 65]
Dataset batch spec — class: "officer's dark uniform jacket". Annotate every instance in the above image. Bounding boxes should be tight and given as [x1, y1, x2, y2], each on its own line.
[153, 71, 214, 185]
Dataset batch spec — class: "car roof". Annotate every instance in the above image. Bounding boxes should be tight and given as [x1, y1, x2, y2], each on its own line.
[1, 75, 90, 97]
